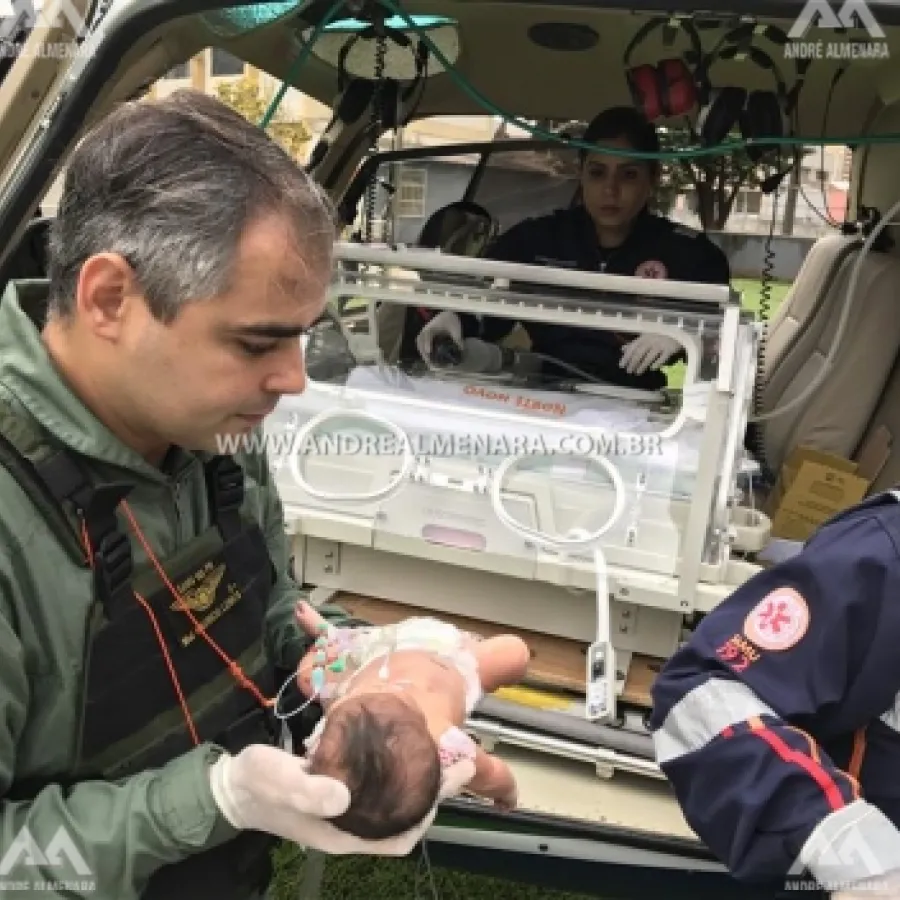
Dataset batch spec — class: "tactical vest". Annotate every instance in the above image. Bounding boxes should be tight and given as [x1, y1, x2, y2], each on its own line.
[0, 398, 282, 898]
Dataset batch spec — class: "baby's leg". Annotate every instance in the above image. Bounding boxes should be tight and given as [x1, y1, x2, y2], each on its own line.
[473, 635, 531, 694]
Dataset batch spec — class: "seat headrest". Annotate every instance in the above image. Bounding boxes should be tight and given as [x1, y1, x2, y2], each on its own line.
[416, 200, 498, 257]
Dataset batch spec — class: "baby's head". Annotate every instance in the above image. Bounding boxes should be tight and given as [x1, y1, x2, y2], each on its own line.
[306, 690, 442, 840]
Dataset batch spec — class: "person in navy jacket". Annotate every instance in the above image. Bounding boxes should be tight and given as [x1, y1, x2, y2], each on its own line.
[650, 492, 900, 897]
[408, 106, 731, 390]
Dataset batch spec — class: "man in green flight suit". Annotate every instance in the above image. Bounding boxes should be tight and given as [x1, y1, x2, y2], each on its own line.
[0, 89, 472, 899]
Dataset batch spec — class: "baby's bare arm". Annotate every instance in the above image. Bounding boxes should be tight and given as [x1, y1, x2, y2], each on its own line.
[465, 745, 518, 809]
[473, 635, 531, 694]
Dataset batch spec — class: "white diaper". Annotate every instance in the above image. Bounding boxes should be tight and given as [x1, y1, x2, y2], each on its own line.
[342, 617, 484, 714]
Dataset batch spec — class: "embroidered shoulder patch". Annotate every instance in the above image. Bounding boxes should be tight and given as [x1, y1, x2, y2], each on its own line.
[743, 587, 810, 651]
[634, 259, 668, 279]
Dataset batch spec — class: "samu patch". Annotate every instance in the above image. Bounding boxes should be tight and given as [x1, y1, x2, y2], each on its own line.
[743, 587, 810, 652]
[634, 259, 667, 279]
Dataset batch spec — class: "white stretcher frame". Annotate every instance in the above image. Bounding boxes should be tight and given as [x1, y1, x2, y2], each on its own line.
[273, 243, 772, 778]
[276, 242, 769, 601]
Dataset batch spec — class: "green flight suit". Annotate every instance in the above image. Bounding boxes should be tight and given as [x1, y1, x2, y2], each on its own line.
[0, 282, 351, 899]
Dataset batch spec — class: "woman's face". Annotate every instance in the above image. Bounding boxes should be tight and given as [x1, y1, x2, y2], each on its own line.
[579, 136, 656, 236]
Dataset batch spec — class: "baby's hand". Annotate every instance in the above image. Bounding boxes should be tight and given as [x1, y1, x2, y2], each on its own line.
[487, 760, 518, 812]
[494, 785, 518, 812]
[295, 600, 330, 637]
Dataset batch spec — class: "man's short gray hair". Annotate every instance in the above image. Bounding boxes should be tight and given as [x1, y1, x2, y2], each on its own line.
[47, 88, 337, 322]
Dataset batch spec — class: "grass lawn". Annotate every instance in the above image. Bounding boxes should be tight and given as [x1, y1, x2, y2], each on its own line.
[283, 274, 793, 898]
[663, 275, 791, 389]
[269, 842, 597, 900]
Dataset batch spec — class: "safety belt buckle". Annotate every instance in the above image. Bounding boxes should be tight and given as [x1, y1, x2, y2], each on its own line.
[79, 482, 134, 616]
[92, 529, 133, 615]
[206, 456, 244, 512]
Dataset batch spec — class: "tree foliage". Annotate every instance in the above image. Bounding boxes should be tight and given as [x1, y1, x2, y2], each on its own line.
[656, 126, 785, 229]
[215, 76, 312, 161]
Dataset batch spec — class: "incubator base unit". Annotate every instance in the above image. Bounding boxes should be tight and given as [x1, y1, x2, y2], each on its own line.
[269, 242, 771, 778]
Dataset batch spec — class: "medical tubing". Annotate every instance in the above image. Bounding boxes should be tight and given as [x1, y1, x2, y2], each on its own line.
[261, 0, 900, 160]
[748, 194, 900, 424]
[288, 407, 416, 501]
[529, 351, 629, 385]
[489, 454, 626, 551]
[488, 453, 624, 653]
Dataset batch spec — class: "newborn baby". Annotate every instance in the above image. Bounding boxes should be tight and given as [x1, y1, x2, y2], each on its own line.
[294, 601, 531, 841]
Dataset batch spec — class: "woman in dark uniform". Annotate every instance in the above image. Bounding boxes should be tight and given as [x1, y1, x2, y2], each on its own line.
[412, 106, 731, 390]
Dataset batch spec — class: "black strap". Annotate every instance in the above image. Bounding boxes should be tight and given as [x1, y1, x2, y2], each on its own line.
[204, 455, 244, 543]
[0, 429, 87, 565]
[0, 399, 249, 616]
[26, 444, 135, 614]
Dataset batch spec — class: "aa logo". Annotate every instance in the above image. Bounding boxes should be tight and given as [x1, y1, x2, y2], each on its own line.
[0, 0, 89, 42]
[787, 0, 885, 40]
[0, 825, 92, 877]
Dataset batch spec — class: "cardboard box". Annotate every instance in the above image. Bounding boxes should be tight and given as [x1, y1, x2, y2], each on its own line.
[765, 439, 890, 542]
[769, 461, 869, 541]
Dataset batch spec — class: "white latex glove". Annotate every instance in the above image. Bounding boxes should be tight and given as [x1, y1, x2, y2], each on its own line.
[832, 870, 900, 899]
[415, 310, 463, 361]
[208, 743, 475, 856]
[619, 334, 682, 375]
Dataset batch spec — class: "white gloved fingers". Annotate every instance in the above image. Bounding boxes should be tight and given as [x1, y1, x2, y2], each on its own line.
[619, 337, 653, 375]
[415, 310, 463, 361]
[620, 335, 681, 374]
[209, 746, 476, 857]
[650, 336, 682, 369]
[278, 758, 474, 856]
[208, 745, 351, 833]
[647, 347, 669, 371]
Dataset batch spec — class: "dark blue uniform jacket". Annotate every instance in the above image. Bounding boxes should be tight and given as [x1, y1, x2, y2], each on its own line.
[650, 492, 900, 887]
[402, 205, 731, 389]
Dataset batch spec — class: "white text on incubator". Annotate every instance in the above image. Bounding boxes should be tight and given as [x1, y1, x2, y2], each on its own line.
[219, 431, 665, 457]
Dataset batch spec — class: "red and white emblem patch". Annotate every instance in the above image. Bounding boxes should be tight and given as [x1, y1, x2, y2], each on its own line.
[635, 259, 667, 279]
[743, 587, 810, 651]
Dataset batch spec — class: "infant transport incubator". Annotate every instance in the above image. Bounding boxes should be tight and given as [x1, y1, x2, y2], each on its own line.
[267, 242, 770, 779]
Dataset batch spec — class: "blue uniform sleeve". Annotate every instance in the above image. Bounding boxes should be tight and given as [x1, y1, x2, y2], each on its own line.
[649, 507, 900, 885]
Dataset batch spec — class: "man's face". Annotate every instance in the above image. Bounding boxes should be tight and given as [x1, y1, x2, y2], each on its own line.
[82, 212, 331, 457]
[579, 137, 655, 235]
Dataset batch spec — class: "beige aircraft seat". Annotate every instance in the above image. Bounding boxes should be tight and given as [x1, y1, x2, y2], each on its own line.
[754, 232, 900, 475]
[853, 354, 900, 494]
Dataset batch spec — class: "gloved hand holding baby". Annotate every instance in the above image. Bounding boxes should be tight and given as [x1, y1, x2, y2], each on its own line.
[206, 608, 479, 856]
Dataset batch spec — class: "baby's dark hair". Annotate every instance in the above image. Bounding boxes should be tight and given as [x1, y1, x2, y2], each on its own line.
[578, 106, 661, 177]
[307, 692, 442, 840]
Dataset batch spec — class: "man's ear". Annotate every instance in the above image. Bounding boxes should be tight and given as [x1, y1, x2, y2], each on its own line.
[74, 253, 138, 339]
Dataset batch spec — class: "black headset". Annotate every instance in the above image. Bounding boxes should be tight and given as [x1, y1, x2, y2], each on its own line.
[695, 25, 810, 160]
